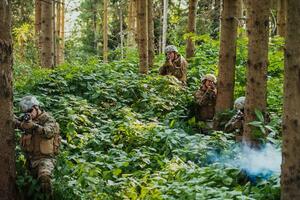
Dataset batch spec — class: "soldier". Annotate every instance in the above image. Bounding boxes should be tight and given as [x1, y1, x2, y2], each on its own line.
[159, 45, 188, 85]
[14, 96, 61, 198]
[225, 97, 271, 140]
[194, 74, 217, 121]
[224, 96, 245, 134]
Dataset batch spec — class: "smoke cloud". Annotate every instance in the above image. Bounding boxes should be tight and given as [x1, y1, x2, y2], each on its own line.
[210, 143, 281, 179]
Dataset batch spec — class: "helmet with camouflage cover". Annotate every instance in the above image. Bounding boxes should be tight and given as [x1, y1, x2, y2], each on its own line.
[201, 74, 217, 84]
[165, 45, 178, 54]
[234, 96, 245, 110]
[19, 96, 40, 112]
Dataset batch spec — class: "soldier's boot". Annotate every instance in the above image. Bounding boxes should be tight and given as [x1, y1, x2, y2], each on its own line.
[39, 175, 53, 199]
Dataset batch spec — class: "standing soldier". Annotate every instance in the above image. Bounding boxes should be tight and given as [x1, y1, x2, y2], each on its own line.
[14, 96, 61, 198]
[194, 74, 217, 122]
[225, 96, 245, 134]
[159, 45, 188, 85]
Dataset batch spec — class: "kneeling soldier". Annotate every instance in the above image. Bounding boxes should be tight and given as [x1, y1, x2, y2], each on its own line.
[15, 96, 61, 197]
[194, 74, 217, 122]
[225, 96, 245, 134]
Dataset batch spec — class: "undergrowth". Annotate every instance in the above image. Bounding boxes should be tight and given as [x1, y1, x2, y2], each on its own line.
[14, 35, 282, 200]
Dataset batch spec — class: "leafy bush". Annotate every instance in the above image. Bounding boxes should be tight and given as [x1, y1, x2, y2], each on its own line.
[14, 35, 282, 199]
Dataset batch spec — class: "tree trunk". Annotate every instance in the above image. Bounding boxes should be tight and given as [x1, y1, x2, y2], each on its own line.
[103, 0, 108, 63]
[35, 0, 41, 55]
[52, 0, 56, 67]
[215, 0, 240, 115]
[59, 0, 65, 64]
[210, 0, 221, 38]
[0, 0, 16, 199]
[56, 1, 61, 65]
[277, 0, 286, 37]
[148, 0, 155, 67]
[137, 0, 148, 74]
[93, 0, 98, 51]
[162, 0, 168, 52]
[119, 3, 124, 59]
[186, 0, 198, 59]
[41, 0, 54, 68]
[240, 0, 247, 32]
[127, 0, 136, 47]
[158, 0, 163, 54]
[243, 0, 270, 145]
[281, 0, 300, 198]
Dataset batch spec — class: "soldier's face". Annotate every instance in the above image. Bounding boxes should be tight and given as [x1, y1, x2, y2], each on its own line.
[167, 52, 175, 60]
[205, 80, 214, 88]
[28, 107, 38, 119]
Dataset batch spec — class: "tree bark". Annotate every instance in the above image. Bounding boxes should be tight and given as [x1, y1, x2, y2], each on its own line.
[148, 0, 155, 67]
[56, 0, 61, 65]
[93, 0, 98, 51]
[35, 0, 41, 56]
[162, 0, 168, 52]
[137, 0, 148, 74]
[243, 0, 270, 145]
[0, 0, 16, 199]
[158, 0, 163, 54]
[215, 0, 240, 114]
[59, 0, 65, 64]
[281, 0, 300, 198]
[119, 3, 124, 59]
[127, 0, 136, 47]
[41, 0, 54, 68]
[103, 0, 108, 63]
[186, 0, 198, 59]
[277, 0, 286, 37]
[52, 0, 56, 67]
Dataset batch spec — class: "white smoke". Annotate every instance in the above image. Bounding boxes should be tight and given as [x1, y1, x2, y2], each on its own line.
[213, 143, 281, 177]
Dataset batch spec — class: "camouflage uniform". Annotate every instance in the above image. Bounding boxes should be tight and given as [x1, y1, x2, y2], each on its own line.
[224, 110, 244, 134]
[159, 55, 188, 84]
[194, 86, 217, 121]
[17, 111, 60, 194]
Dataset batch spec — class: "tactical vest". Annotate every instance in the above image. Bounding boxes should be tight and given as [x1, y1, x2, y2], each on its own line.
[21, 112, 61, 157]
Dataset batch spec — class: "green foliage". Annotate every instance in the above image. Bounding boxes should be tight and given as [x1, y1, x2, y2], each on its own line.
[13, 23, 38, 66]
[14, 35, 283, 199]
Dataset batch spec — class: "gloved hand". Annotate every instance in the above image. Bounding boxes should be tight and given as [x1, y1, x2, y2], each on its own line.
[20, 120, 35, 130]
[13, 118, 21, 129]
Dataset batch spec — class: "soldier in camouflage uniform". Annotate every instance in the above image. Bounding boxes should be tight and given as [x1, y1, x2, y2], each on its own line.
[194, 74, 217, 121]
[224, 96, 245, 134]
[225, 97, 271, 141]
[159, 45, 188, 85]
[15, 96, 61, 197]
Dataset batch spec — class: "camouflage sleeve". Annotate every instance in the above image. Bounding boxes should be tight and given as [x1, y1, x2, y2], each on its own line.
[159, 62, 171, 75]
[195, 89, 216, 106]
[225, 117, 236, 132]
[13, 114, 22, 129]
[35, 117, 60, 139]
[194, 89, 204, 105]
[180, 59, 188, 84]
[225, 113, 243, 132]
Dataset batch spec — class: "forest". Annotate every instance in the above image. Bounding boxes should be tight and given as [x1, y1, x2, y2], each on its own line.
[0, 0, 299, 199]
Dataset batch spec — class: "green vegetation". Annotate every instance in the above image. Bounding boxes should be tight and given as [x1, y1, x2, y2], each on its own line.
[14, 35, 282, 199]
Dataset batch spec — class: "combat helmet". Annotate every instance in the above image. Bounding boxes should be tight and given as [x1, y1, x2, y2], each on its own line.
[234, 96, 245, 110]
[165, 45, 178, 54]
[201, 74, 217, 84]
[19, 96, 40, 112]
